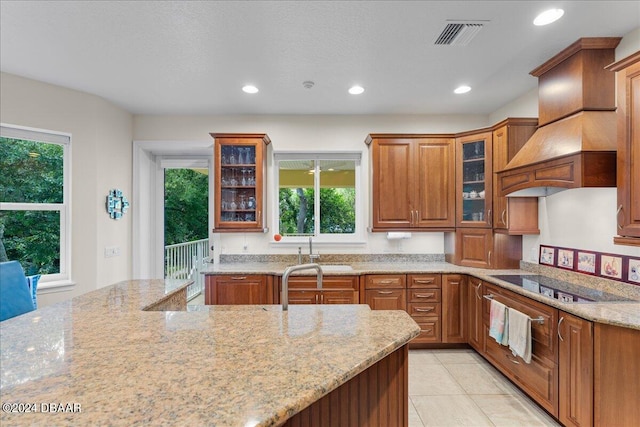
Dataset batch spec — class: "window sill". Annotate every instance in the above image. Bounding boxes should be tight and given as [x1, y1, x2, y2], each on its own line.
[37, 279, 76, 294]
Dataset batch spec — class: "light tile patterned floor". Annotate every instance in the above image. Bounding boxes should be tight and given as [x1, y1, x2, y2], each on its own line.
[408, 349, 561, 427]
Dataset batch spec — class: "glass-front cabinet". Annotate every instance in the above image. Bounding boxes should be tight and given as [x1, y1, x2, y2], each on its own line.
[211, 133, 270, 232]
[456, 132, 492, 227]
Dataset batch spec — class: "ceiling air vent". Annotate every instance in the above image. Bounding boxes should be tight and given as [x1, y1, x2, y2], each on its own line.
[434, 22, 484, 46]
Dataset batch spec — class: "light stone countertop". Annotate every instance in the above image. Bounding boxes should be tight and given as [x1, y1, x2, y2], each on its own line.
[204, 261, 640, 330]
[0, 279, 420, 426]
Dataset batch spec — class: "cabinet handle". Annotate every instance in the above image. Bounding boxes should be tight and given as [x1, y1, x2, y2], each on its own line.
[377, 291, 393, 295]
[616, 205, 624, 230]
[475, 282, 482, 300]
[411, 210, 415, 225]
[501, 209, 507, 226]
[415, 293, 435, 298]
[416, 307, 434, 313]
[257, 210, 261, 224]
[558, 317, 565, 342]
[488, 251, 492, 267]
[315, 294, 319, 304]
[507, 355, 520, 365]
[487, 209, 492, 226]
[415, 210, 419, 224]
[231, 276, 247, 280]
[320, 294, 324, 304]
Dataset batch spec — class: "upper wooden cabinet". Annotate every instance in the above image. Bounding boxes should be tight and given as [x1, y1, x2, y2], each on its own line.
[455, 131, 493, 228]
[607, 51, 640, 245]
[492, 119, 540, 235]
[211, 133, 270, 232]
[366, 135, 455, 231]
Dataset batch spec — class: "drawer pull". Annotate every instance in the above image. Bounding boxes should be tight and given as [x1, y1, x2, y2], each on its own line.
[415, 307, 434, 313]
[377, 291, 393, 295]
[507, 355, 520, 365]
[378, 280, 395, 284]
[231, 276, 247, 280]
[483, 295, 545, 324]
[414, 279, 434, 284]
[415, 293, 435, 298]
[558, 317, 565, 342]
[423, 328, 433, 333]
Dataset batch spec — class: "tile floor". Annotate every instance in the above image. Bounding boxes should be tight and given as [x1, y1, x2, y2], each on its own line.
[187, 295, 560, 426]
[408, 349, 560, 426]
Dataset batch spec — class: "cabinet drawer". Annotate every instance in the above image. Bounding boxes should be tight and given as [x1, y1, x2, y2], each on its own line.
[365, 289, 406, 310]
[408, 303, 441, 317]
[284, 275, 358, 290]
[412, 318, 441, 343]
[484, 327, 558, 414]
[364, 275, 406, 289]
[483, 283, 558, 363]
[408, 289, 441, 303]
[407, 274, 441, 288]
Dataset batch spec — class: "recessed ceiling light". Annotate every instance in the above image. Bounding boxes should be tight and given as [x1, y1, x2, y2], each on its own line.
[242, 85, 259, 94]
[533, 8, 564, 26]
[454, 85, 471, 94]
[348, 85, 365, 95]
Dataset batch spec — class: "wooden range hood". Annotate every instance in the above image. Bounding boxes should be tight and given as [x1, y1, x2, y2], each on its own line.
[497, 37, 621, 197]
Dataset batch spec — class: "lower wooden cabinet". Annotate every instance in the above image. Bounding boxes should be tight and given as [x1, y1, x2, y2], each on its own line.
[558, 311, 593, 427]
[281, 275, 359, 305]
[442, 274, 467, 343]
[365, 289, 406, 310]
[407, 274, 442, 345]
[467, 278, 484, 352]
[205, 275, 272, 304]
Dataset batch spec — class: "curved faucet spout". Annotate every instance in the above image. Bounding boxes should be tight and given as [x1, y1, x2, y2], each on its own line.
[281, 263, 323, 311]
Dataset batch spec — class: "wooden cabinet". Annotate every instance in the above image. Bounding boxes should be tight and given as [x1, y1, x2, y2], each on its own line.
[406, 274, 442, 344]
[467, 278, 484, 352]
[492, 119, 540, 235]
[558, 312, 593, 427]
[482, 283, 559, 416]
[446, 228, 522, 269]
[281, 275, 359, 305]
[211, 133, 270, 232]
[607, 51, 640, 245]
[442, 274, 467, 343]
[456, 131, 493, 228]
[205, 275, 272, 305]
[364, 274, 407, 310]
[366, 135, 455, 230]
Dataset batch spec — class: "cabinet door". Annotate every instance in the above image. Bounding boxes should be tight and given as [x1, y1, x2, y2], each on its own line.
[212, 134, 269, 231]
[558, 312, 593, 427]
[205, 275, 267, 304]
[467, 278, 484, 352]
[442, 274, 467, 343]
[492, 123, 539, 235]
[456, 132, 493, 228]
[322, 290, 358, 304]
[415, 138, 455, 228]
[612, 55, 640, 240]
[370, 138, 414, 229]
[365, 289, 406, 310]
[455, 228, 492, 268]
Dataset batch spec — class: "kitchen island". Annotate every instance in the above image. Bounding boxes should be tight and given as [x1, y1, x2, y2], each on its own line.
[0, 279, 420, 426]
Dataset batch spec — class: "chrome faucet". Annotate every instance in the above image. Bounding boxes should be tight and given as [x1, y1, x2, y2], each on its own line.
[281, 263, 323, 310]
[308, 236, 320, 263]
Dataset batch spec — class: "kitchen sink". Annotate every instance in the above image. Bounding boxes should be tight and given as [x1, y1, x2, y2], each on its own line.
[319, 265, 354, 272]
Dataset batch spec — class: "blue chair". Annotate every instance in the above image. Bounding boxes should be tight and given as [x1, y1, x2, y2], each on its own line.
[0, 261, 36, 321]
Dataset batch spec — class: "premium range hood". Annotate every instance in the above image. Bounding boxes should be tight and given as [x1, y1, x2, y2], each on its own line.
[497, 38, 621, 197]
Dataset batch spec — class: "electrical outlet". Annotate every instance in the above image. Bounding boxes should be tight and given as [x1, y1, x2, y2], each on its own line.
[104, 246, 121, 258]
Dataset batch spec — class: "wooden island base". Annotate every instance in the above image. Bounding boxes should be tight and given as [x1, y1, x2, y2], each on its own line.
[284, 345, 409, 426]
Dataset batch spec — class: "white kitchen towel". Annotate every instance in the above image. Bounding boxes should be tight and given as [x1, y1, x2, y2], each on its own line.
[489, 299, 509, 346]
[508, 308, 532, 363]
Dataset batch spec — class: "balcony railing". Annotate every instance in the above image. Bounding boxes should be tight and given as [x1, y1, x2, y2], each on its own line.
[164, 238, 209, 301]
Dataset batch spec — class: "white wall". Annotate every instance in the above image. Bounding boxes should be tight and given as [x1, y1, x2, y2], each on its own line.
[0, 72, 133, 306]
[133, 114, 491, 259]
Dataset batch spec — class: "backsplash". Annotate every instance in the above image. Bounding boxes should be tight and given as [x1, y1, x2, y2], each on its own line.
[536, 245, 639, 286]
[219, 253, 445, 264]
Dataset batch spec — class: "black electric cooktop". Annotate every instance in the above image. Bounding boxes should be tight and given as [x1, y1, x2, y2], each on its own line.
[489, 274, 631, 303]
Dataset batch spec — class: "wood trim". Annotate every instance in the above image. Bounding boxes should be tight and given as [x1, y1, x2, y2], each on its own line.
[606, 50, 640, 72]
[283, 345, 409, 426]
[530, 37, 621, 76]
[210, 133, 271, 145]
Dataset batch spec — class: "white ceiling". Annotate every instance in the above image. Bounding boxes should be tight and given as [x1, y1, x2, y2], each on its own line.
[1, 1, 638, 116]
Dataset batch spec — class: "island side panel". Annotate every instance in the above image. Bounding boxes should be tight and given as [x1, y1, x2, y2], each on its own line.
[283, 344, 409, 427]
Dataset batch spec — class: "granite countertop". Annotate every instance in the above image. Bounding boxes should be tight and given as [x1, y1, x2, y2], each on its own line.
[203, 260, 640, 330]
[0, 280, 420, 426]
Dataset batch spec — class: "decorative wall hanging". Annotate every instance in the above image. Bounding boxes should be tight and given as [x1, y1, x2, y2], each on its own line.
[106, 189, 129, 220]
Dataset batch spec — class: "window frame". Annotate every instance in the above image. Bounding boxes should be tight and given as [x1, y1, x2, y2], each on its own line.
[272, 151, 364, 245]
[0, 123, 72, 289]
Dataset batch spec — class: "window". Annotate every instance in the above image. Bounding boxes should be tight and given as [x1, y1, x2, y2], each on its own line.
[0, 124, 71, 286]
[274, 152, 362, 243]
